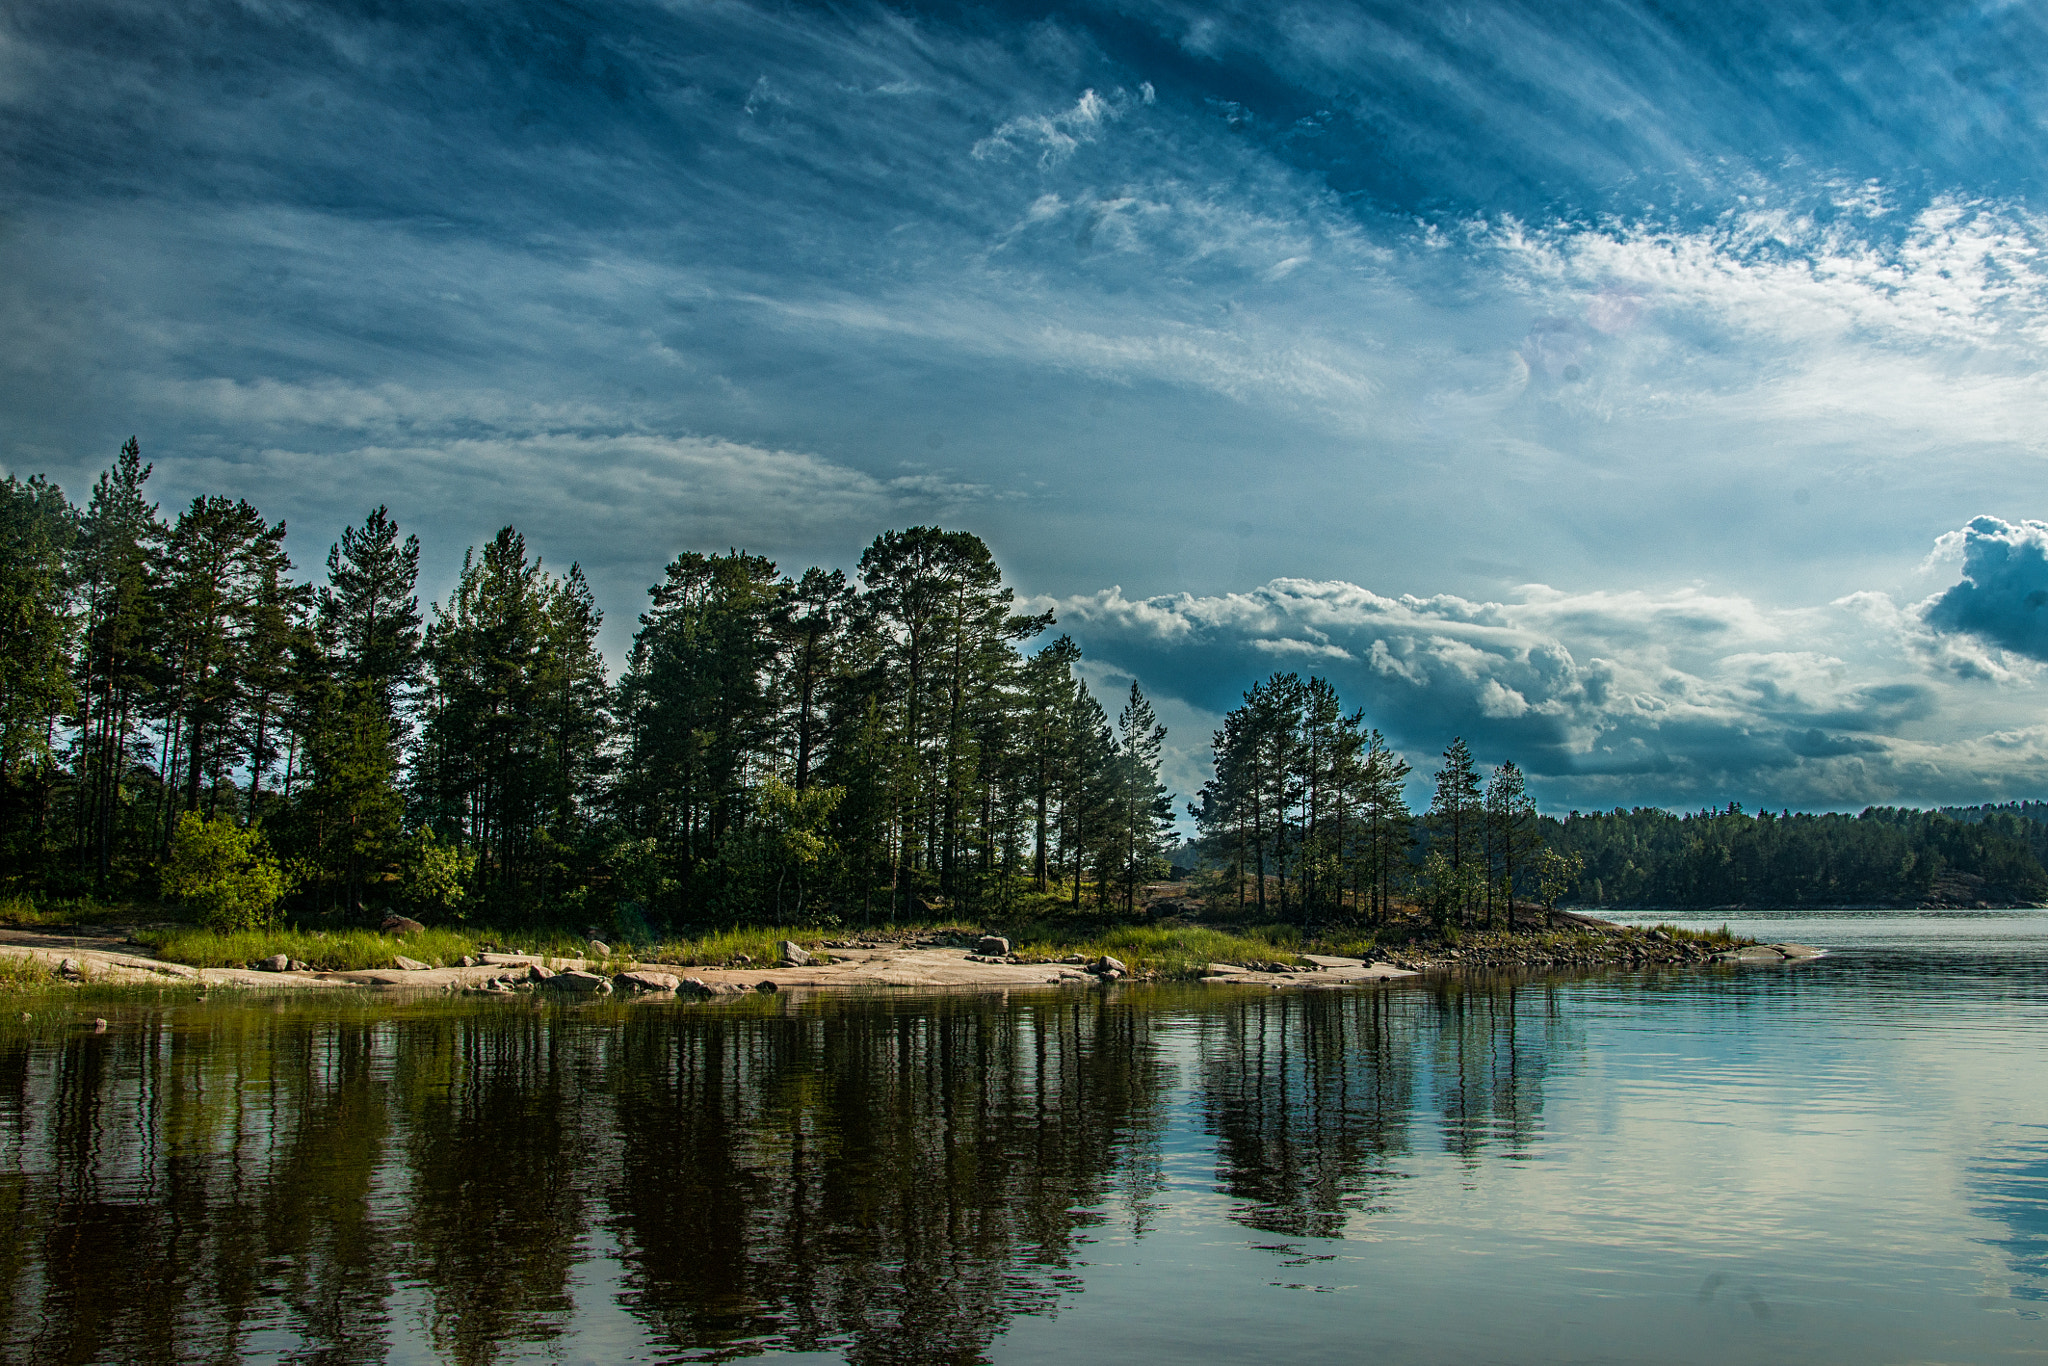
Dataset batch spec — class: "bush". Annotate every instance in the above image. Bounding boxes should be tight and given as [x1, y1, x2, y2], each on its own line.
[398, 828, 474, 918]
[160, 813, 287, 932]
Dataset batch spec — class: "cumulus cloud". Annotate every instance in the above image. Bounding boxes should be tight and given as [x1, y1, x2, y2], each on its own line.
[1922, 516, 2048, 661]
[1052, 543, 2048, 810]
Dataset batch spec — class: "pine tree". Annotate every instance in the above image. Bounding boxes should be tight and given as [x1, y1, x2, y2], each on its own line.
[1429, 737, 1484, 926]
[70, 440, 160, 889]
[1109, 680, 1173, 914]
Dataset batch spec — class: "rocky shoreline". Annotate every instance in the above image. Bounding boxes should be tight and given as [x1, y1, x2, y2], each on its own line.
[0, 921, 1826, 997]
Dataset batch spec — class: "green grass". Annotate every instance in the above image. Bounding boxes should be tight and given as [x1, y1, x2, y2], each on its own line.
[140, 925, 484, 971]
[1008, 923, 1305, 978]
[0, 955, 60, 989]
[0, 894, 163, 929]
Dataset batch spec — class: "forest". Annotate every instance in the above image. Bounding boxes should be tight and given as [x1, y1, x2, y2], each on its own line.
[0, 443, 1176, 931]
[5, 445, 2046, 933]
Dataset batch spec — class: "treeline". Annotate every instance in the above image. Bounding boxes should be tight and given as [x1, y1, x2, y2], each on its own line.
[1545, 805, 2048, 908]
[1186, 671, 2048, 916]
[1190, 672, 1565, 928]
[0, 443, 1176, 927]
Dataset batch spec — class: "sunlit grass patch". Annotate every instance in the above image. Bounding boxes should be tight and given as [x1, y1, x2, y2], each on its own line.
[0, 954, 60, 989]
[140, 926, 481, 971]
[1008, 923, 1304, 978]
[636, 926, 839, 968]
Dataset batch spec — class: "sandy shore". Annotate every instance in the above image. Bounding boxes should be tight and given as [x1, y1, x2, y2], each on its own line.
[0, 928, 1420, 994]
[0, 926, 1821, 997]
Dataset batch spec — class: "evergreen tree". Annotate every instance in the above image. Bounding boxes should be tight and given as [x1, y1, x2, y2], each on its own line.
[69, 440, 161, 889]
[1108, 680, 1173, 914]
[1428, 737, 1484, 926]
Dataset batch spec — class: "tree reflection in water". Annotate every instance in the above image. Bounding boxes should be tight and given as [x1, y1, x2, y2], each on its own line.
[1198, 980, 1571, 1237]
[0, 992, 1174, 1365]
[0, 982, 1583, 1363]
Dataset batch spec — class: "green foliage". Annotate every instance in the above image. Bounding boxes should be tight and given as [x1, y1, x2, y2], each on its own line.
[160, 812, 287, 932]
[397, 827, 474, 917]
[1545, 805, 2048, 907]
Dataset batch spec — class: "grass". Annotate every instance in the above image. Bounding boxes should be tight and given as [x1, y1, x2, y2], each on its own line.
[0, 894, 162, 929]
[1008, 923, 1306, 978]
[140, 925, 485, 971]
[0, 955, 60, 989]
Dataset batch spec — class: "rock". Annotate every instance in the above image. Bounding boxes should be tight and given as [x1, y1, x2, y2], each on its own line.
[289, 959, 310, 972]
[976, 935, 1011, 957]
[57, 957, 83, 979]
[613, 970, 680, 993]
[1091, 955, 1127, 977]
[528, 964, 557, 982]
[677, 977, 714, 997]
[780, 940, 815, 967]
[755, 980, 779, 993]
[732, 954, 752, 966]
[1063, 954, 1088, 965]
[265, 953, 291, 972]
[92, 1018, 108, 1034]
[381, 914, 426, 937]
[547, 969, 611, 993]
[587, 939, 611, 958]
[459, 955, 478, 968]
[392, 955, 430, 971]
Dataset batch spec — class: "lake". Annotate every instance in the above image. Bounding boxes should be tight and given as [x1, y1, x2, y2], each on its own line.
[4, 910, 2045, 1364]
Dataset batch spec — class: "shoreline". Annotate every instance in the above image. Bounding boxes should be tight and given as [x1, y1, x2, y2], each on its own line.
[0, 922, 1823, 997]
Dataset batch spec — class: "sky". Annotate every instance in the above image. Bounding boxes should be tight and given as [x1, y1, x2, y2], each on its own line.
[8, 0, 2048, 814]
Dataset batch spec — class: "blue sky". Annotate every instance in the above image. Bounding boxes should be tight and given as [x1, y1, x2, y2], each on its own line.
[9, 0, 2048, 812]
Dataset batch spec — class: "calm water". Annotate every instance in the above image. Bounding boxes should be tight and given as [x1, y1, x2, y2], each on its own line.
[5, 912, 2046, 1365]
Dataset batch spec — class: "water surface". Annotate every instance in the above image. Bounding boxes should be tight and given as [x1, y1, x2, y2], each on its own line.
[4, 911, 2045, 1364]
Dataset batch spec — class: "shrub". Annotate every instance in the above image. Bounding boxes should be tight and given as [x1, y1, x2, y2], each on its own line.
[398, 828, 474, 918]
[160, 813, 287, 932]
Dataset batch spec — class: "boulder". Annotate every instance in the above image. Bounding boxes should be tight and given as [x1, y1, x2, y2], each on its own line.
[92, 1018, 107, 1034]
[614, 970, 680, 994]
[528, 963, 557, 982]
[289, 959, 310, 972]
[779, 940, 815, 967]
[459, 955, 478, 968]
[57, 957, 83, 979]
[677, 977, 714, 997]
[547, 969, 611, 993]
[975, 935, 1011, 957]
[1091, 955, 1128, 977]
[392, 955, 430, 971]
[381, 914, 426, 937]
[264, 953, 291, 972]
[755, 980, 779, 993]
[587, 939, 611, 958]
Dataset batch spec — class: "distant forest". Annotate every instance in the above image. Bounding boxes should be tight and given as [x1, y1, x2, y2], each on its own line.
[4, 446, 2044, 929]
[1185, 673, 2048, 916]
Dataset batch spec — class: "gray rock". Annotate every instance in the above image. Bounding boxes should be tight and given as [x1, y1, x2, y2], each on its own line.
[265, 953, 291, 972]
[289, 959, 310, 972]
[547, 969, 611, 993]
[976, 935, 1012, 957]
[587, 939, 611, 958]
[459, 955, 478, 968]
[392, 955, 430, 971]
[528, 963, 557, 982]
[614, 970, 680, 993]
[380, 914, 426, 937]
[755, 980, 779, 993]
[92, 1018, 107, 1034]
[779, 940, 815, 967]
[1091, 955, 1128, 977]
[57, 957, 83, 979]
[677, 977, 714, 997]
